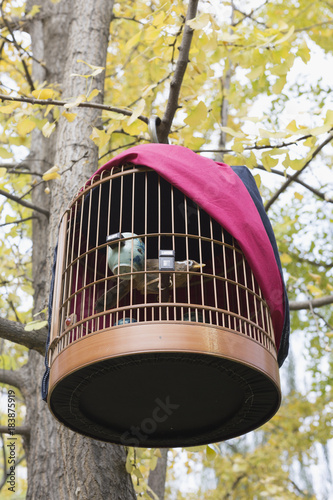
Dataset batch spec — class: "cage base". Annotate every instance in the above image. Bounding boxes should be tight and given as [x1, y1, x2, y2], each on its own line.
[48, 324, 281, 447]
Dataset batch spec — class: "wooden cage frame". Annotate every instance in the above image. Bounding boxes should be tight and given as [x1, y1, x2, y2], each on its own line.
[47, 163, 281, 447]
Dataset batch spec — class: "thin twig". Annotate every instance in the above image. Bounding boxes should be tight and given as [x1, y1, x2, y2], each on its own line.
[265, 133, 333, 211]
[0, 2, 35, 91]
[0, 93, 149, 124]
[158, 0, 199, 143]
[0, 188, 49, 217]
[0, 216, 38, 228]
[255, 165, 333, 203]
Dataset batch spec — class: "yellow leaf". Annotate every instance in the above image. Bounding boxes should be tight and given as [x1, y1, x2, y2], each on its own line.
[64, 94, 86, 109]
[307, 284, 323, 297]
[206, 445, 217, 460]
[42, 121, 56, 138]
[44, 104, 54, 117]
[324, 109, 333, 125]
[77, 60, 105, 76]
[32, 88, 55, 100]
[231, 141, 245, 153]
[309, 124, 332, 136]
[24, 320, 48, 331]
[26, 4, 41, 18]
[62, 111, 77, 122]
[90, 127, 110, 148]
[0, 102, 21, 114]
[294, 191, 303, 201]
[187, 13, 211, 30]
[272, 75, 287, 94]
[275, 26, 295, 45]
[127, 98, 145, 126]
[280, 253, 292, 264]
[259, 128, 288, 139]
[288, 158, 305, 170]
[297, 40, 311, 63]
[153, 449, 162, 458]
[152, 11, 165, 27]
[184, 101, 208, 128]
[125, 31, 141, 52]
[42, 166, 61, 181]
[261, 155, 278, 171]
[247, 66, 264, 81]
[219, 125, 245, 139]
[0, 147, 13, 159]
[44, 186, 50, 194]
[244, 151, 258, 169]
[0, 167, 7, 177]
[254, 173, 261, 188]
[286, 120, 299, 132]
[87, 89, 100, 102]
[17, 118, 36, 136]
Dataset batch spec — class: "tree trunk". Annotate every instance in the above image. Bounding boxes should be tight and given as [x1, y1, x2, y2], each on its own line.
[23, 1, 136, 498]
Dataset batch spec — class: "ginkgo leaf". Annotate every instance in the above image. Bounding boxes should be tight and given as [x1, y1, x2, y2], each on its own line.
[247, 66, 264, 80]
[90, 127, 110, 148]
[219, 126, 245, 138]
[187, 13, 211, 30]
[62, 111, 77, 122]
[26, 4, 41, 18]
[280, 253, 292, 264]
[24, 320, 48, 331]
[127, 98, 145, 126]
[0, 147, 13, 159]
[125, 31, 141, 52]
[42, 166, 61, 181]
[275, 26, 295, 46]
[77, 60, 105, 76]
[64, 94, 86, 109]
[0, 102, 21, 114]
[272, 75, 287, 94]
[184, 101, 207, 127]
[17, 118, 36, 136]
[87, 89, 100, 102]
[32, 88, 55, 99]
[42, 121, 56, 137]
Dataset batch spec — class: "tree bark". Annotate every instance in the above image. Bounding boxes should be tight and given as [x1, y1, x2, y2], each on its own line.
[20, 1, 136, 498]
[148, 449, 168, 500]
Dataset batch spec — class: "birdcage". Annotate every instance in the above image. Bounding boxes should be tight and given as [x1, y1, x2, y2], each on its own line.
[45, 144, 289, 447]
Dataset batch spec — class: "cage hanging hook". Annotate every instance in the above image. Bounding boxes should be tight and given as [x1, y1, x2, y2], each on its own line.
[148, 115, 161, 143]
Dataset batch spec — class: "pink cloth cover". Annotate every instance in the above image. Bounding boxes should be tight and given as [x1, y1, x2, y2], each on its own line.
[85, 144, 285, 349]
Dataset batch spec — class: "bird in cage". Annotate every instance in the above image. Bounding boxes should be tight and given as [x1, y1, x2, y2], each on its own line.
[95, 258, 205, 312]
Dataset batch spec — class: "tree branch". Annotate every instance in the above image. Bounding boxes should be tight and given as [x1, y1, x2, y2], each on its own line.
[0, 188, 49, 217]
[158, 0, 199, 143]
[0, 425, 30, 437]
[0, 93, 149, 124]
[0, 368, 25, 390]
[265, 133, 333, 211]
[289, 295, 333, 311]
[0, 317, 46, 355]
